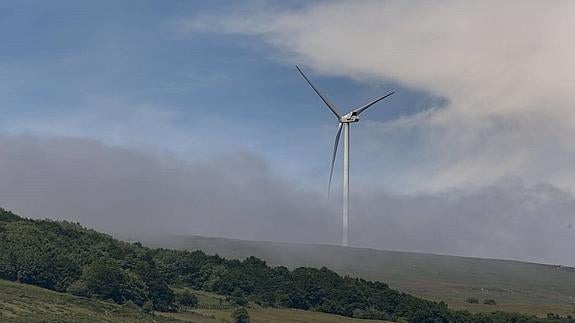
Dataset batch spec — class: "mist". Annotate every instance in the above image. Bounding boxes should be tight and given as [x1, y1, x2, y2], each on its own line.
[0, 135, 573, 266]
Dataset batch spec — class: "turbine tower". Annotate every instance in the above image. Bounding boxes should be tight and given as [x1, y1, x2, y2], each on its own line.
[296, 66, 394, 247]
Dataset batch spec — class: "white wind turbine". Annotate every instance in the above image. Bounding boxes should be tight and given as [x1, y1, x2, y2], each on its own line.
[296, 66, 394, 247]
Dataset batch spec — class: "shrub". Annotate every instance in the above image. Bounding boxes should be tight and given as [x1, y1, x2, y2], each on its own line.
[483, 299, 497, 305]
[142, 301, 154, 314]
[353, 308, 394, 320]
[229, 296, 248, 307]
[465, 297, 479, 304]
[176, 290, 198, 307]
[0, 209, 19, 221]
[122, 300, 140, 311]
[78, 261, 126, 303]
[67, 280, 89, 297]
[231, 307, 250, 323]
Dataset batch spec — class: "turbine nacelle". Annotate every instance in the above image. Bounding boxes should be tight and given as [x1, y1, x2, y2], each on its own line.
[340, 112, 359, 123]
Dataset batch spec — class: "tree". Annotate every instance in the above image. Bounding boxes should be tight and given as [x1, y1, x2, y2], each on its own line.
[78, 260, 126, 303]
[231, 307, 250, 323]
[176, 290, 198, 307]
[142, 301, 154, 314]
[465, 297, 479, 304]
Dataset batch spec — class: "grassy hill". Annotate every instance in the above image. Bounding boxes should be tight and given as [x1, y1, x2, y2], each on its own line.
[161, 308, 390, 323]
[0, 278, 393, 323]
[159, 288, 391, 323]
[141, 235, 575, 315]
[0, 208, 456, 322]
[2, 208, 573, 322]
[0, 278, 176, 323]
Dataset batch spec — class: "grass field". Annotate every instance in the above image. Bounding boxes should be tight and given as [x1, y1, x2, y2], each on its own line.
[0, 279, 391, 323]
[162, 288, 391, 322]
[142, 235, 575, 317]
[450, 302, 575, 318]
[0, 279, 178, 323]
[160, 308, 390, 323]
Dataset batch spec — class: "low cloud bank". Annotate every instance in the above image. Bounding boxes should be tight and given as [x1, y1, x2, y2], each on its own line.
[0, 135, 573, 265]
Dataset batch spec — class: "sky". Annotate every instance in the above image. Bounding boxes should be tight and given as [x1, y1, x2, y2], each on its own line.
[0, 0, 574, 266]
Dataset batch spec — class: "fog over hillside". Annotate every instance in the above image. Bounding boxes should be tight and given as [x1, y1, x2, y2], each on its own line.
[1, 135, 573, 266]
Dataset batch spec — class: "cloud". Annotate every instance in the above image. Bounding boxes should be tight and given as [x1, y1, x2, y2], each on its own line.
[0, 135, 573, 266]
[354, 181, 575, 266]
[186, 0, 575, 192]
[0, 135, 336, 244]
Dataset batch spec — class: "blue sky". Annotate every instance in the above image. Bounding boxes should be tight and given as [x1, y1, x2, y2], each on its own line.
[0, 0, 435, 192]
[1, 1, 574, 265]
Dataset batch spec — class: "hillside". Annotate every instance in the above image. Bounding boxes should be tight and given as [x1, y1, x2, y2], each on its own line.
[161, 307, 390, 323]
[0, 279, 175, 323]
[0, 279, 393, 323]
[2, 208, 573, 322]
[141, 235, 575, 313]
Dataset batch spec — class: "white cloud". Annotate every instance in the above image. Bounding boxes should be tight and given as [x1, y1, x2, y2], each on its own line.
[188, 0, 575, 192]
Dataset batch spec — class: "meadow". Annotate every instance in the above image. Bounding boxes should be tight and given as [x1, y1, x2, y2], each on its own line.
[0, 279, 175, 323]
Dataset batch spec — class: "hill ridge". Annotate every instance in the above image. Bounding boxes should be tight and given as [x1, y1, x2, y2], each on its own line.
[137, 233, 574, 269]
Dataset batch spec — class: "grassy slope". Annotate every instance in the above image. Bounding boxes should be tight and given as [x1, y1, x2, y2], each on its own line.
[0, 279, 390, 323]
[160, 289, 390, 323]
[142, 235, 575, 315]
[161, 308, 390, 323]
[0, 279, 177, 323]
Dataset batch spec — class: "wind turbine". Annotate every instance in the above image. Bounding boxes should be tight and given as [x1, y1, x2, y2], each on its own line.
[296, 66, 394, 247]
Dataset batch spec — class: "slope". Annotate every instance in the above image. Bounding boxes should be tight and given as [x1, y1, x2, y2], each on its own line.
[141, 235, 575, 312]
[0, 279, 174, 323]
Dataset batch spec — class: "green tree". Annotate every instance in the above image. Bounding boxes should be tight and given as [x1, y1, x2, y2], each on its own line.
[231, 307, 250, 323]
[176, 290, 198, 307]
[483, 299, 497, 305]
[465, 297, 479, 304]
[79, 260, 126, 303]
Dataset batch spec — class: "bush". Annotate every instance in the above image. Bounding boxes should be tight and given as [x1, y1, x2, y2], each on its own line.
[122, 300, 140, 311]
[483, 299, 497, 305]
[142, 301, 154, 314]
[176, 290, 198, 307]
[231, 307, 250, 323]
[353, 308, 394, 320]
[465, 297, 479, 304]
[229, 296, 248, 307]
[0, 209, 19, 221]
[67, 280, 89, 297]
[79, 261, 126, 303]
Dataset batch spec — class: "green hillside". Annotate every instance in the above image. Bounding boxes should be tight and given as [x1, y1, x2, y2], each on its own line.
[0, 279, 393, 323]
[161, 307, 390, 323]
[2, 208, 574, 322]
[141, 235, 575, 313]
[0, 279, 175, 323]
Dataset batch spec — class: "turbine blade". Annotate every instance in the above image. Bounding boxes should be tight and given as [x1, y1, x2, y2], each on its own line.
[328, 123, 343, 195]
[352, 91, 395, 116]
[296, 66, 341, 118]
